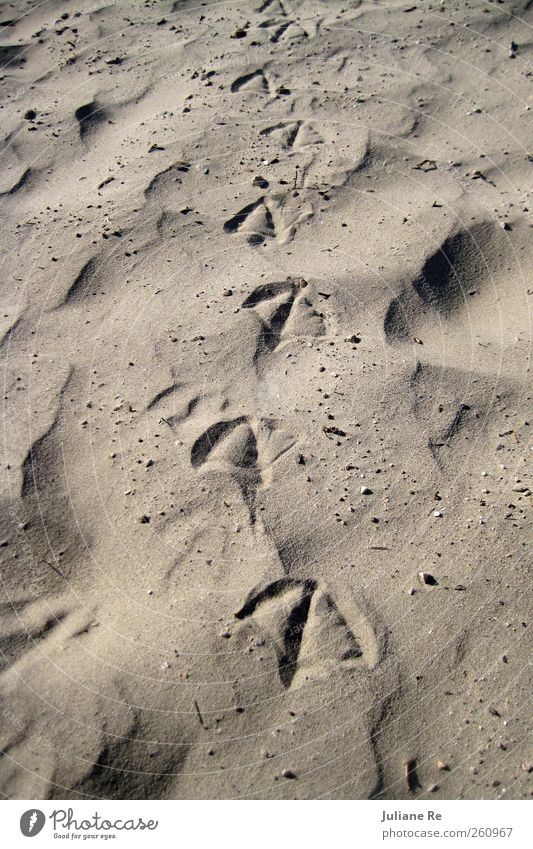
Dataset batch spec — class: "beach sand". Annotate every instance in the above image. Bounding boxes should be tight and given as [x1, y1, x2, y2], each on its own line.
[0, 0, 531, 799]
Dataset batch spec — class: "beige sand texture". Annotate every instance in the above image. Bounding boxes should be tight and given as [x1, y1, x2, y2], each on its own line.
[0, 0, 531, 800]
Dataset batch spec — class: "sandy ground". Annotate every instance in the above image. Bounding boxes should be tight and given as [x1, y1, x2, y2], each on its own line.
[0, 0, 531, 800]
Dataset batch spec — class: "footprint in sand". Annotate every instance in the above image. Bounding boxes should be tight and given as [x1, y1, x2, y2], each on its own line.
[240, 276, 327, 367]
[235, 577, 379, 688]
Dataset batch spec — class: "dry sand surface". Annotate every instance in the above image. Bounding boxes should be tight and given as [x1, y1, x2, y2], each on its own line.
[0, 0, 532, 801]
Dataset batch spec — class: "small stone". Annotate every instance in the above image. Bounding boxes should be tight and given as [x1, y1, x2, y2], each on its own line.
[512, 483, 530, 493]
[139, 515, 151, 524]
[222, 288, 233, 297]
[253, 176, 269, 188]
[437, 759, 449, 771]
[360, 485, 372, 495]
[521, 762, 533, 773]
[428, 783, 439, 793]
[419, 571, 438, 586]
[433, 510, 442, 518]
[281, 769, 297, 779]
[146, 459, 154, 467]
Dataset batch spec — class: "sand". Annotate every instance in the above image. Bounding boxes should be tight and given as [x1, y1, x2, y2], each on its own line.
[0, 0, 531, 800]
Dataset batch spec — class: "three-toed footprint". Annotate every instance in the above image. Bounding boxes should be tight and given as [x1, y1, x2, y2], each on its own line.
[235, 577, 379, 689]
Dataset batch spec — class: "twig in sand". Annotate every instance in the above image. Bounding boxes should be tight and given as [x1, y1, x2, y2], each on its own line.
[323, 425, 347, 438]
[293, 165, 300, 190]
[413, 159, 437, 172]
[194, 699, 206, 728]
[40, 559, 65, 579]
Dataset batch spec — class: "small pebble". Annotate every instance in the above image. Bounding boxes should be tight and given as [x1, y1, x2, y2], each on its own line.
[281, 769, 297, 779]
[419, 571, 438, 586]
